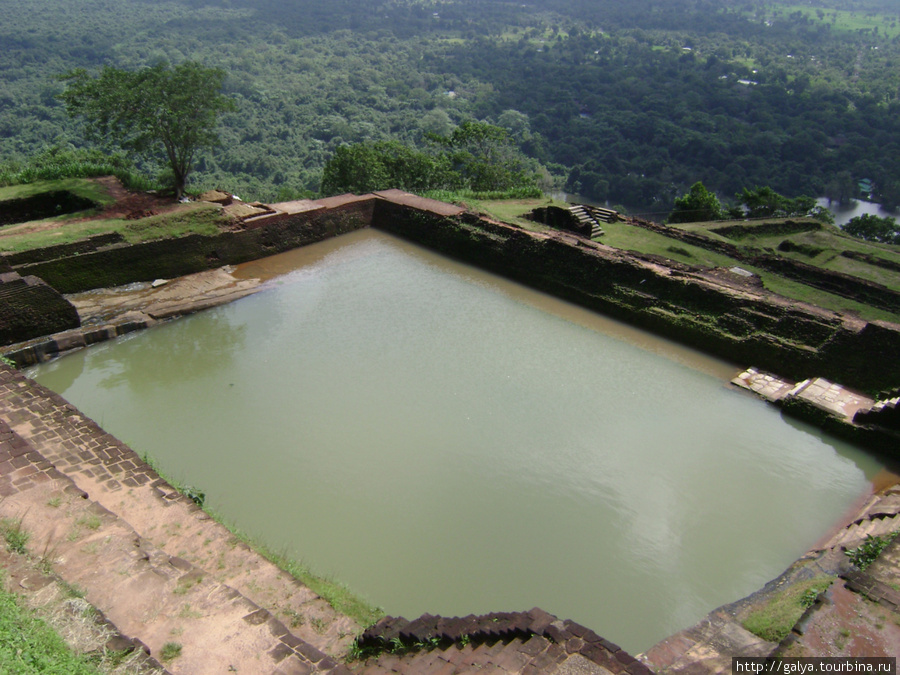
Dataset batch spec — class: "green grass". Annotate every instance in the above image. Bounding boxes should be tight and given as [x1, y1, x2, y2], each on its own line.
[472, 196, 561, 231]
[1, 517, 30, 554]
[160, 642, 182, 662]
[0, 573, 103, 674]
[0, 202, 229, 253]
[601, 218, 900, 322]
[473, 201, 900, 322]
[742, 575, 834, 643]
[432, 200, 900, 322]
[0, 178, 117, 206]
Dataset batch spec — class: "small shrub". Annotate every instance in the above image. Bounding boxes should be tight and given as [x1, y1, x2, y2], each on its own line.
[845, 532, 899, 571]
[160, 642, 182, 662]
[180, 485, 205, 508]
[1, 517, 29, 554]
[666, 246, 693, 258]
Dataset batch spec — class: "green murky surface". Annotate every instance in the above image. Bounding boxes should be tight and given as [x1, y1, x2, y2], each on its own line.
[29, 230, 883, 653]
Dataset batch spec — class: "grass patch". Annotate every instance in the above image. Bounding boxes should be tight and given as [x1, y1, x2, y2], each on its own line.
[75, 514, 103, 532]
[467, 196, 568, 232]
[0, 202, 229, 253]
[1, 517, 30, 554]
[742, 575, 834, 643]
[230, 531, 384, 628]
[160, 642, 182, 662]
[0, 573, 103, 674]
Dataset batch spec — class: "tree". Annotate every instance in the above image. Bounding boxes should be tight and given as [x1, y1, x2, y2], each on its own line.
[843, 214, 900, 245]
[736, 186, 817, 218]
[668, 182, 723, 223]
[59, 62, 235, 199]
[428, 120, 535, 192]
[319, 140, 448, 196]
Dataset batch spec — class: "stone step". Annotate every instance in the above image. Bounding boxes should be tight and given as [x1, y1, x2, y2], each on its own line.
[836, 516, 900, 551]
[352, 609, 648, 674]
[0, 431, 351, 674]
[0, 366, 358, 671]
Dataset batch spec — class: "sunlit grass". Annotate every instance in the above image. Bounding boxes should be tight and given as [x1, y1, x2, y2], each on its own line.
[0, 203, 229, 253]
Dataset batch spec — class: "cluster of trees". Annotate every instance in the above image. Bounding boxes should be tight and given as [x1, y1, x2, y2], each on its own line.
[2, 0, 899, 208]
[320, 121, 541, 196]
[668, 183, 830, 223]
[844, 213, 900, 245]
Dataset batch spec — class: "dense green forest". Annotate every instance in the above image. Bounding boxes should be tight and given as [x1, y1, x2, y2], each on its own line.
[2, 0, 899, 212]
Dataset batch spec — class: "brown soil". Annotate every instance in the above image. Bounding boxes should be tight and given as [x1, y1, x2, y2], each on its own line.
[79, 176, 183, 222]
[786, 581, 900, 657]
[0, 177, 193, 241]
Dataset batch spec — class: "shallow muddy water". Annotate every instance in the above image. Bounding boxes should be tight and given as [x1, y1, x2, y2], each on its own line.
[29, 230, 884, 653]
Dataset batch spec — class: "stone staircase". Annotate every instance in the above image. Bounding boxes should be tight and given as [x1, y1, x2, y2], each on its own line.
[817, 487, 900, 553]
[568, 205, 607, 239]
[350, 609, 651, 674]
[853, 389, 900, 431]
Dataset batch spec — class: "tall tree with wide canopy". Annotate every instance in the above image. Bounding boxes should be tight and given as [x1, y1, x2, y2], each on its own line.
[59, 62, 235, 199]
[668, 182, 724, 223]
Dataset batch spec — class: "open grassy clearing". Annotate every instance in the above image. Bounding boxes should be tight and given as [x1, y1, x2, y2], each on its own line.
[0, 178, 118, 206]
[0, 203, 230, 253]
[771, 4, 900, 39]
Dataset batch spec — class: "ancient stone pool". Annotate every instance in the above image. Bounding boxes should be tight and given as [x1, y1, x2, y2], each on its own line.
[28, 229, 884, 653]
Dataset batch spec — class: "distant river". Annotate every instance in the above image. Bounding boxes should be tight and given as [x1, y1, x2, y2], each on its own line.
[816, 197, 897, 227]
[27, 230, 883, 654]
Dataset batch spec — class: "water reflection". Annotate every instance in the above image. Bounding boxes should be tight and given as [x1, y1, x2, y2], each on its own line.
[89, 311, 248, 394]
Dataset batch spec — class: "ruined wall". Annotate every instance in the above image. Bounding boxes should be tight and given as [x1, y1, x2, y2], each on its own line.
[11, 200, 374, 294]
[373, 201, 900, 392]
[0, 272, 80, 344]
[5, 195, 900, 391]
[629, 217, 900, 314]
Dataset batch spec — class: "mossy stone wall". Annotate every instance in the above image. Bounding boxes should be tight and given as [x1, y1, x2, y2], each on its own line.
[372, 201, 900, 392]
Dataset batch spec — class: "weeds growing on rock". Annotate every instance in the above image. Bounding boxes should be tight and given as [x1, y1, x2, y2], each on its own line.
[845, 532, 899, 571]
[160, 642, 182, 662]
[1, 517, 29, 554]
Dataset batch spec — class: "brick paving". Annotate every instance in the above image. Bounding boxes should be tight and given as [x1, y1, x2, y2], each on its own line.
[0, 362, 355, 674]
